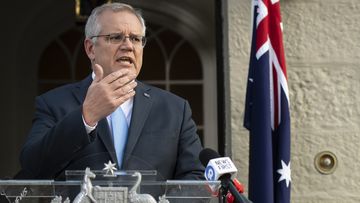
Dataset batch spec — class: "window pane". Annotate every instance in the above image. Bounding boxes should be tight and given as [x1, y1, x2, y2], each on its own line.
[170, 85, 203, 125]
[170, 42, 202, 80]
[38, 82, 68, 95]
[39, 42, 70, 80]
[59, 28, 82, 55]
[150, 84, 166, 90]
[76, 44, 91, 80]
[158, 29, 182, 55]
[139, 38, 166, 80]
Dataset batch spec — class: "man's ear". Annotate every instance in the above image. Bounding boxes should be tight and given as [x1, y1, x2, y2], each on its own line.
[84, 38, 95, 61]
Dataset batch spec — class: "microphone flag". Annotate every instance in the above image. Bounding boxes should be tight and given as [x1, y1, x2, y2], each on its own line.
[243, 0, 291, 203]
[202, 154, 237, 193]
[204, 157, 238, 181]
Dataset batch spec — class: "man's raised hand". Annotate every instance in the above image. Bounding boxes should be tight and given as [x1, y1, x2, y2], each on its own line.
[82, 64, 137, 126]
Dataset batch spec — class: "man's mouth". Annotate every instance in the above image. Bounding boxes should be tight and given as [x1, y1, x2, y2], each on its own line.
[117, 56, 133, 65]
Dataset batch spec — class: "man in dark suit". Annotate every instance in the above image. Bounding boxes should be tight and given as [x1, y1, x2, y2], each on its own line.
[19, 2, 204, 182]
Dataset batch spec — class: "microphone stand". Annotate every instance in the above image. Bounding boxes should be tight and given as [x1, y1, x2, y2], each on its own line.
[228, 180, 252, 203]
[219, 181, 228, 203]
[220, 176, 252, 203]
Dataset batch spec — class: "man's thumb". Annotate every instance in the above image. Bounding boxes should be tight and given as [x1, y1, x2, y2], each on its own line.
[93, 64, 103, 82]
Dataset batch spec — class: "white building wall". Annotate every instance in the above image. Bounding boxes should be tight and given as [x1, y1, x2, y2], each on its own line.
[228, 0, 360, 202]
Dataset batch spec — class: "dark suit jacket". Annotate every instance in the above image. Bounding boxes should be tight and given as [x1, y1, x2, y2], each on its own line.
[19, 75, 205, 181]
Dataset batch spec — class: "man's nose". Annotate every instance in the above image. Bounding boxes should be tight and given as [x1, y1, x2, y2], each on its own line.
[120, 37, 133, 50]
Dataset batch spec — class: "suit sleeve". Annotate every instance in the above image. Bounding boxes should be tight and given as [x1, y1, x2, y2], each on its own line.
[20, 95, 93, 179]
[174, 100, 205, 180]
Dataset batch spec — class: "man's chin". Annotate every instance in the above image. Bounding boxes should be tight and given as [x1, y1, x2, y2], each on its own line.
[113, 66, 138, 76]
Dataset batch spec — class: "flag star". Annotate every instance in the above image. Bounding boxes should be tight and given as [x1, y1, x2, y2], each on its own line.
[277, 160, 291, 187]
[103, 161, 117, 175]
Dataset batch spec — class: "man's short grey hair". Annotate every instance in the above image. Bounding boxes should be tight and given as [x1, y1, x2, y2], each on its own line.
[85, 3, 146, 43]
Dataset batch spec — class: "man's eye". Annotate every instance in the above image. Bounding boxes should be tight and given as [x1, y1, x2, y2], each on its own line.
[110, 34, 123, 41]
[131, 36, 141, 42]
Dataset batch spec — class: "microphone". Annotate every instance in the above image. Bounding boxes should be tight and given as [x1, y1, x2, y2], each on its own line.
[199, 148, 252, 203]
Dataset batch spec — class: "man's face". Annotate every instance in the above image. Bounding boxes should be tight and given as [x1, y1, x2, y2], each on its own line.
[85, 10, 144, 77]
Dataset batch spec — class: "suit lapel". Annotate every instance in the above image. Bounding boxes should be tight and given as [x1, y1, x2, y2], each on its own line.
[124, 82, 152, 163]
[72, 75, 92, 104]
[71, 75, 117, 164]
[97, 118, 118, 163]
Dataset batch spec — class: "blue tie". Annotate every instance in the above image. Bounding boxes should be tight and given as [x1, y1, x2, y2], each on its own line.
[111, 107, 128, 168]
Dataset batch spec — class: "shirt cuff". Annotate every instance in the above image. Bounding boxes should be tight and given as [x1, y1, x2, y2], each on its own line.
[82, 115, 97, 134]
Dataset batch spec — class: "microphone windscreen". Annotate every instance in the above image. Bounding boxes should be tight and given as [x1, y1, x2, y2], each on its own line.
[199, 148, 220, 166]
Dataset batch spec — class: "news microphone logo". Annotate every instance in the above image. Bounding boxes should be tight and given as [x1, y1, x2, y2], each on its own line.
[205, 165, 215, 181]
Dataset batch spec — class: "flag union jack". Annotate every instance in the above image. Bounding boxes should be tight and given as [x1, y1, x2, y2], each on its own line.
[244, 0, 291, 203]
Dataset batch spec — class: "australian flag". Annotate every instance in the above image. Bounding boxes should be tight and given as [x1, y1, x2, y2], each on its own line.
[244, 0, 291, 203]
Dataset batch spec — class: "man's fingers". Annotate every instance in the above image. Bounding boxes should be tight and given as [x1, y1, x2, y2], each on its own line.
[114, 80, 137, 95]
[93, 64, 104, 82]
[102, 69, 136, 85]
[115, 89, 136, 104]
[104, 73, 137, 91]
